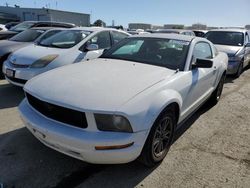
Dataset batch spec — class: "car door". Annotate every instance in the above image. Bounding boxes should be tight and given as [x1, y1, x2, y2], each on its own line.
[182, 42, 216, 117]
[81, 31, 112, 61]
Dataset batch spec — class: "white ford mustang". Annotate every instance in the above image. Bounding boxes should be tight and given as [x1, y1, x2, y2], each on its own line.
[19, 34, 228, 166]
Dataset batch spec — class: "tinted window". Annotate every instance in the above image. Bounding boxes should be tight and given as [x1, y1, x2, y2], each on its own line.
[88, 31, 111, 49]
[245, 33, 249, 43]
[205, 31, 244, 46]
[39, 30, 91, 49]
[111, 31, 128, 44]
[193, 42, 212, 59]
[102, 38, 190, 71]
[9, 29, 45, 42]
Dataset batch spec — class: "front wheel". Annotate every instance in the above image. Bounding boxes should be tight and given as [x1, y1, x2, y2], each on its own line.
[235, 62, 243, 78]
[139, 107, 176, 167]
[209, 74, 225, 104]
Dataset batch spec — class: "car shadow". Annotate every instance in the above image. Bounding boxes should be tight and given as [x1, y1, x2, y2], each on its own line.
[173, 101, 215, 144]
[0, 82, 24, 109]
[0, 100, 216, 188]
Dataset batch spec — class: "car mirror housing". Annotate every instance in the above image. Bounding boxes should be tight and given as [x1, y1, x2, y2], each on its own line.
[86, 44, 99, 51]
[192, 58, 213, 69]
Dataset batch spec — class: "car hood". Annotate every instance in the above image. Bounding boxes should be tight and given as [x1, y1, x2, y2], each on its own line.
[0, 40, 30, 56]
[10, 44, 68, 65]
[215, 45, 242, 56]
[25, 59, 175, 112]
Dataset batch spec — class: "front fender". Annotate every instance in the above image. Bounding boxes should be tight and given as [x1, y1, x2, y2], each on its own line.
[145, 89, 183, 128]
[119, 89, 183, 132]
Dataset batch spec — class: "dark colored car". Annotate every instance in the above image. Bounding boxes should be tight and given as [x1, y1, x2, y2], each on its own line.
[0, 27, 65, 78]
[5, 22, 20, 30]
[193, 30, 208, 37]
[0, 21, 75, 40]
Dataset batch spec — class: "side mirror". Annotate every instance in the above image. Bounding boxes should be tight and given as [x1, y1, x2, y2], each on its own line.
[245, 43, 250, 47]
[192, 58, 213, 69]
[86, 44, 99, 51]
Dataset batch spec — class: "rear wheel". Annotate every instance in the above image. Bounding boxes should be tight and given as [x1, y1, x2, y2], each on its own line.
[235, 62, 243, 78]
[209, 74, 225, 104]
[139, 107, 176, 167]
[0, 61, 4, 79]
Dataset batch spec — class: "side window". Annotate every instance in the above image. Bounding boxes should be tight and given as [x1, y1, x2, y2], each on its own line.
[193, 42, 213, 59]
[87, 31, 111, 49]
[111, 31, 128, 44]
[246, 33, 249, 43]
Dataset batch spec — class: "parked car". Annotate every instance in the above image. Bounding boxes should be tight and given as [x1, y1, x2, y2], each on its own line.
[0, 21, 75, 40]
[19, 34, 228, 166]
[0, 27, 65, 78]
[205, 29, 250, 77]
[3, 27, 130, 86]
[193, 30, 208, 37]
[153, 29, 195, 36]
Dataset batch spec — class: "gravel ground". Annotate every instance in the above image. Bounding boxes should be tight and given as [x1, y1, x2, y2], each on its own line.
[0, 69, 249, 188]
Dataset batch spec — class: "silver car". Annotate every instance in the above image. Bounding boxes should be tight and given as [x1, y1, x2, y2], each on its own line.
[153, 29, 195, 36]
[205, 29, 250, 77]
[0, 27, 65, 78]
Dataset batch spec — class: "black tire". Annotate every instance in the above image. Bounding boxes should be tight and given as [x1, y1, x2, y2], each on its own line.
[209, 74, 225, 104]
[235, 62, 243, 78]
[139, 107, 176, 167]
[0, 63, 4, 79]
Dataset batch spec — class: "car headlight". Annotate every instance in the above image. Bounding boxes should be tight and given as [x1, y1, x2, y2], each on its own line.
[94, 114, 133, 133]
[30, 54, 58, 68]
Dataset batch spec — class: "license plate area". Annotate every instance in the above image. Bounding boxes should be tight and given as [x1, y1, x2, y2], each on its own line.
[6, 69, 15, 77]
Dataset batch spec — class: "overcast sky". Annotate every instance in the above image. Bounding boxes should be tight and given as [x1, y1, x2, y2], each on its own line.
[2, 0, 250, 27]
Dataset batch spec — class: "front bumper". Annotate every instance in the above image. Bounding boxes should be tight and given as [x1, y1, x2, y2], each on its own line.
[226, 60, 240, 75]
[19, 99, 148, 164]
[2, 60, 47, 87]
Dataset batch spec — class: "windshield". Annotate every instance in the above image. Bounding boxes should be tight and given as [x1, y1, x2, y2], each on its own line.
[9, 22, 35, 32]
[38, 30, 91, 49]
[205, 31, 244, 46]
[101, 37, 190, 71]
[9, 29, 45, 42]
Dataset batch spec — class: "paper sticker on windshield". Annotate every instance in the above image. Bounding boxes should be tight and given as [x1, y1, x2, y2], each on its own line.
[169, 39, 189, 46]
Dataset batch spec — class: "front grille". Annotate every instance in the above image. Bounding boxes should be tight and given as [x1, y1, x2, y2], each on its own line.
[26, 93, 88, 129]
[6, 76, 27, 84]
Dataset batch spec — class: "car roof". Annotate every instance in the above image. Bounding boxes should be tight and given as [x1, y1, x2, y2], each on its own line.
[30, 27, 66, 31]
[208, 28, 247, 33]
[68, 27, 129, 33]
[129, 33, 195, 41]
[157, 29, 193, 33]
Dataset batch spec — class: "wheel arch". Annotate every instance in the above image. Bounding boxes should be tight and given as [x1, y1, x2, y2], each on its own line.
[145, 90, 182, 131]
